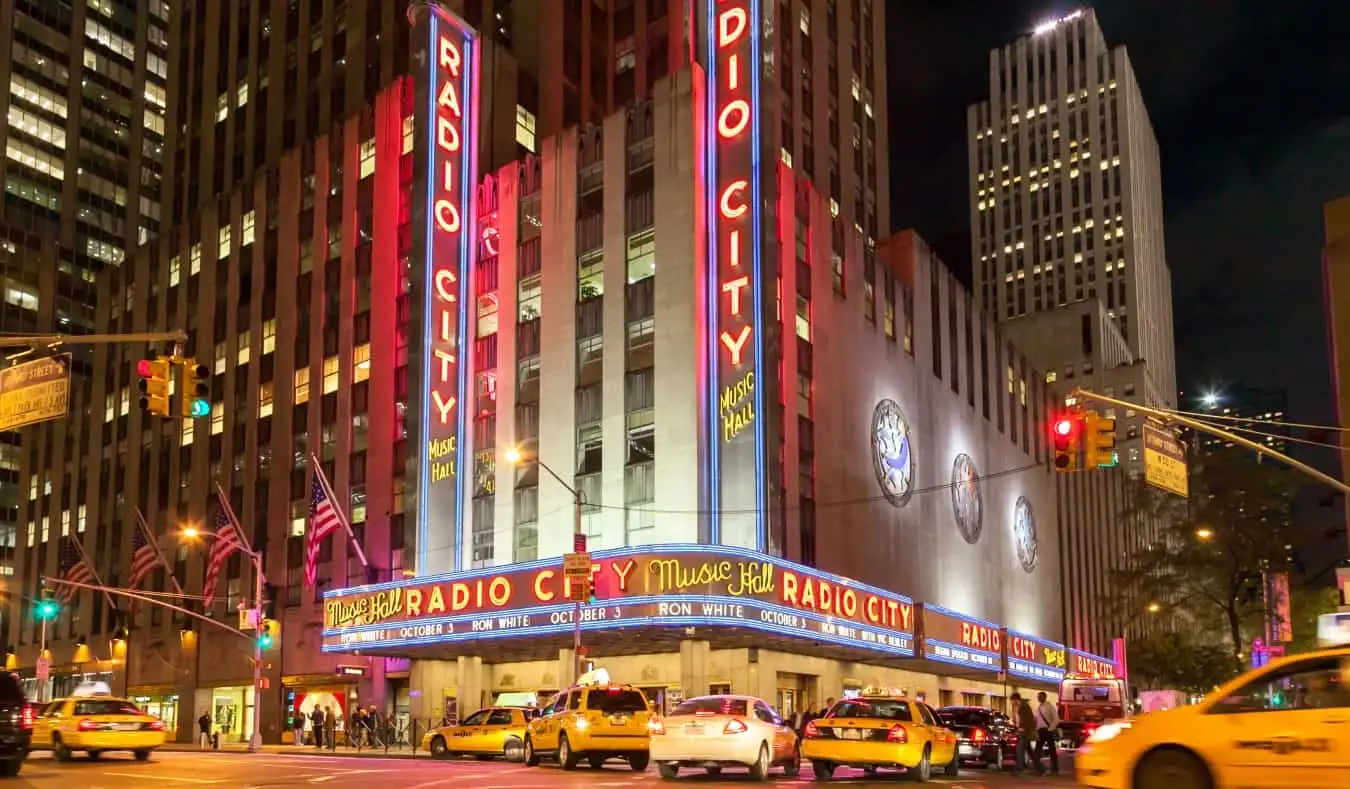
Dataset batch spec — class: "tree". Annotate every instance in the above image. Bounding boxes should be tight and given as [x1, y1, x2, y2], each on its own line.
[1108, 446, 1299, 674]
[1284, 584, 1343, 655]
[1126, 630, 1239, 693]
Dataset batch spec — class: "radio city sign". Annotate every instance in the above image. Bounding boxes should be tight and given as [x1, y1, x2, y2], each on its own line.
[418, 6, 479, 571]
[1069, 649, 1118, 679]
[322, 546, 915, 657]
[921, 604, 1003, 672]
[1005, 629, 1068, 683]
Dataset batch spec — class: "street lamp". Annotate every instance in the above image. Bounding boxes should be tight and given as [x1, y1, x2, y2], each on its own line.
[1195, 527, 1214, 542]
[504, 446, 586, 682]
[179, 527, 266, 753]
[1146, 601, 1162, 614]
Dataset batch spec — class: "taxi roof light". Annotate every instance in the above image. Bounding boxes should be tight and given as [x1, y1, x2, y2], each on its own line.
[71, 681, 113, 697]
[577, 667, 611, 686]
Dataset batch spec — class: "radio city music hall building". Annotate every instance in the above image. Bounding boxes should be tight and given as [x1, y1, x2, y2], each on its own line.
[9, 1, 1117, 742]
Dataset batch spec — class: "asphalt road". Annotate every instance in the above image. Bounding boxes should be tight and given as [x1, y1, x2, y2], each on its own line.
[11, 750, 1078, 788]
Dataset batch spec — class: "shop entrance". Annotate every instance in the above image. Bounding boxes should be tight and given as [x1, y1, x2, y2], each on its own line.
[131, 693, 179, 738]
[775, 672, 818, 717]
[205, 686, 255, 744]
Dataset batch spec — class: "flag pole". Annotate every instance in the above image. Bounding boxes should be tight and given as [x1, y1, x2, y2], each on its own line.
[215, 484, 257, 558]
[70, 535, 121, 616]
[310, 453, 372, 571]
[134, 507, 186, 597]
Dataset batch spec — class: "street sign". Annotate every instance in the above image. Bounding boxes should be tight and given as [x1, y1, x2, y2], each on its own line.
[1142, 423, 1188, 498]
[0, 354, 70, 432]
[238, 608, 259, 630]
[35, 656, 50, 684]
[563, 552, 592, 579]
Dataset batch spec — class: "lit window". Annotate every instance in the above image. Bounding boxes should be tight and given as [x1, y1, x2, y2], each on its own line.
[261, 319, 276, 354]
[517, 275, 541, 322]
[25, 522, 33, 548]
[8, 106, 67, 150]
[6, 138, 64, 181]
[353, 344, 371, 384]
[236, 79, 249, 108]
[10, 74, 68, 117]
[799, 6, 810, 34]
[402, 115, 415, 155]
[190, 243, 202, 275]
[242, 210, 256, 246]
[119, 386, 129, 416]
[28, 476, 36, 501]
[795, 295, 811, 341]
[323, 355, 340, 394]
[258, 382, 274, 419]
[216, 91, 229, 122]
[237, 330, 251, 366]
[181, 418, 194, 446]
[218, 225, 231, 259]
[168, 254, 181, 287]
[77, 504, 87, 533]
[61, 509, 70, 537]
[294, 367, 311, 405]
[477, 293, 499, 337]
[515, 105, 536, 153]
[211, 403, 224, 435]
[299, 239, 314, 273]
[359, 138, 376, 179]
[625, 230, 655, 283]
[214, 341, 227, 375]
[1045, 371, 1058, 383]
[578, 250, 603, 300]
[40, 516, 49, 544]
[104, 392, 115, 423]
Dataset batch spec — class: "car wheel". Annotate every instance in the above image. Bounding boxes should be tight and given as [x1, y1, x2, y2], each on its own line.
[749, 743, 771, 782]
[705, 766, 722, 776]
[944, 749, 960, 776]
[557, 734, 578, 770]
[87, 750, 101, 761]
[658, 763, 679, 780]
[503, 737, 523, 762]
[589, 755, 605, 769]
[0, 760, 19, 777]
[862, 766, 878, 777]
[629, 753, 649, 772]
[429, 735, 449, 759]
[811, 760, 834, 782]
[523, 737, 540, 767]
[52, 737, 71, 762]
[908, 747, 931, 782]
[134, 750, 152, 761]
[783, 750, 801, 778]
[1133, 749, 1213, 789]
[986, 746, 1003, 769]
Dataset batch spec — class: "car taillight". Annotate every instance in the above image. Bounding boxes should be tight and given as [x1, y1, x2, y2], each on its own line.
[147, 720, 165, 731]
[803, 721, 820, 738]
[886, 724, 908, 743]
[77, 719, 98, 731]
[972, 727, 986, 743]
[648, 719, 665, 735]
[723, 719, 748, 735]
[19, 705, 33, 730]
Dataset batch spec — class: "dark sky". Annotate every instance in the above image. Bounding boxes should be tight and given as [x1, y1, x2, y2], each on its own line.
[885, 0, 1350, 458]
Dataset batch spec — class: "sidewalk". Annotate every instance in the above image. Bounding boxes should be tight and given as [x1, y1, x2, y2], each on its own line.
[160, 742, 431, 759]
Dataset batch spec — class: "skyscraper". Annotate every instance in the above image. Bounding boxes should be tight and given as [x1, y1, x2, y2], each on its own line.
[967, 8, 1176, 410]
[3, 0, 170, 633]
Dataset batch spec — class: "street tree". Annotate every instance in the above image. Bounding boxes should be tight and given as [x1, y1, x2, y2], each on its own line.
[1126, 629, 1240, 693]
[1109, 445, 1299, 674]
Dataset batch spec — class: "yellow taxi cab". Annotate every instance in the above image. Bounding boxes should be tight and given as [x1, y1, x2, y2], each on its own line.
[31, 683, 167, 762]
[421, 706, 537, 760]
[800, 693, 960, 782]
[1077, 646, 1350, 789]
[523, 668, 652, 771]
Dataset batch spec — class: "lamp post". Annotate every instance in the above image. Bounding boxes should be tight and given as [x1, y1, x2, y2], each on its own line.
[181, 527, 266, 753]
[505, 447, 585, 682]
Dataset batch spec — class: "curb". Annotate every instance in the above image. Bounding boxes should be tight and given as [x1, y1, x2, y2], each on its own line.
[159, 744, 431, 760]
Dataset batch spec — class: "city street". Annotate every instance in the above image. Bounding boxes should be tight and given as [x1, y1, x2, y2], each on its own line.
[12, 750, 1077, 788]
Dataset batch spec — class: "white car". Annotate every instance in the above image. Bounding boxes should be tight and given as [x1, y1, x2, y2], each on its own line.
[649, 695, 801, 781]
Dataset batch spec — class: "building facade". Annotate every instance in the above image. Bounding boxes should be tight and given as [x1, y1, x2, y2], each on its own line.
[966, 8, 1176, 409]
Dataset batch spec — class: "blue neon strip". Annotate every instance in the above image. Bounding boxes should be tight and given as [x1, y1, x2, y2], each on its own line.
[748, 0, 766, 553]
[1007, 662, 1066, 683]
[922, 649, 1001, 673]
[1006, 627, 1065, 652]
[922, 602, 1003, 631]
[322, 543, 916, 606]
[924, 638, 1001, 672]
[324, 611, 915, 657]
[703, 0, 720, 545]
[453, 30, 478, 570]
[416, 13, 439, 575]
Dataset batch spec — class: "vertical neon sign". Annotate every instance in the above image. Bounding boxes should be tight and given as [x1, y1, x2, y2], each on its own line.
[704, 0, 765, 550]
[418, 8, 479, 573]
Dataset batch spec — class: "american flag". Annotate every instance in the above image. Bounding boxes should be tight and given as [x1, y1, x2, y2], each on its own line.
[201, 492, 243, 607]
[58, 537, 94, 603]
[128, 521, 161, 590]
[304, 475, 342, 587]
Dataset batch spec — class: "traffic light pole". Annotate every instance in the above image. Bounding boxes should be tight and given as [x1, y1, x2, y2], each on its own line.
[250, 550, 264, 753]
[0, 330, 188, 349]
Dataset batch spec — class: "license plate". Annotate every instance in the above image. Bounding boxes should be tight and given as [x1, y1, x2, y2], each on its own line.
[683, 724, 705, 735]
[610, 715, 628, 725]
[840, 729, 862, 740]
[117, 723, 140, 731]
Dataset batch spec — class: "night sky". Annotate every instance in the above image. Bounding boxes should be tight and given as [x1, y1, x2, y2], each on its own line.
[885, 0, 1350, 469]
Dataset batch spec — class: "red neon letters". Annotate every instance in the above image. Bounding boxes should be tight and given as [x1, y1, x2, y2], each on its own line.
[713, 2, 754, 369]
[960, 622, 1002, 653]
[430, 34, 465, 428]
[1008, 634, 1038, 662]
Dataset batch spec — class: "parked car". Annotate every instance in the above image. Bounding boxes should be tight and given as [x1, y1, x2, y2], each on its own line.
[936, 705, 1018, 768]
[648, 694, 800, 780]
[0, 673, 33, 777]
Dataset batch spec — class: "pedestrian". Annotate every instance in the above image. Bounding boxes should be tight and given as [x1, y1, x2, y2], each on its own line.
[1012, 693, 1040, 776]
[323, 705, 337, 752]
[1034, 691, 1060, 775]
[197, 712, 212, 749]
[311, 705, 326, 749]
[368, 705, 383, 748]
[292, 713, 305, 747]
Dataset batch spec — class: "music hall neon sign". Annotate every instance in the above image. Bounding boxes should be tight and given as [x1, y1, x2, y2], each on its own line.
[419, 7, 479, 572]
[704, 0, 765, 549]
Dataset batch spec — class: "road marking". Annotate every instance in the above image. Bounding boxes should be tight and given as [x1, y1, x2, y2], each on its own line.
[102, 772, 224, 784]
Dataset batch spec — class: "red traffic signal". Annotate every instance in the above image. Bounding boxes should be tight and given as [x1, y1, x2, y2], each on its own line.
[1052, 412, 1082, 471]
[1054, 418, 1075, 438]
[136, 359, 154, 378]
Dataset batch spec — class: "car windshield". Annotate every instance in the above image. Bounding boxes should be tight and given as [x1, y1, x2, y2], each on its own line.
[585, 689, 647, 714]
[73, 700, 142, 716]
[828, 700, 912, 721]
[938, 709, 987, 725]
[0, 674, 24, 703]
[671, 697, 748, 716]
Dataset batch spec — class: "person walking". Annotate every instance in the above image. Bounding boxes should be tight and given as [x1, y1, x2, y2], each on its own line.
[311, 706, 326, 750]
[1034, 691, 1061, 775]
[1012, 693, 1041, 776]
[197, 713, 212, 749]
[323, 705, 337, 752]
[292, 713, 306, 747]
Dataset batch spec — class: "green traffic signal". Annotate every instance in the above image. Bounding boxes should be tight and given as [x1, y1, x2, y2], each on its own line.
[35, 599, 60, 621]
[257, 619, 275, 649]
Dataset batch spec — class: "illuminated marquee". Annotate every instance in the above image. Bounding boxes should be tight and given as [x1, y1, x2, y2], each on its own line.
[1068, 649, 1118, 679]
[1005, 629, 1067, 683]
[703, 0, 766, 549]
[921, 604, 1002, 672]
[418, 7, 479, 571]
[322, 545, 915, 656]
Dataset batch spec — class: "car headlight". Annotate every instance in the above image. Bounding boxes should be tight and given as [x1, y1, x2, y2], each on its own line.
[1086, 721, 1132, 744]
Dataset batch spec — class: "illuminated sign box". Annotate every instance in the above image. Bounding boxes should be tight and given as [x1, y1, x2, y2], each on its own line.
[1004, 628, 1067, 683]
[321, 545, 915, 657]
[1068, 648, 1119, 679]
[921, 604, 1002, 672]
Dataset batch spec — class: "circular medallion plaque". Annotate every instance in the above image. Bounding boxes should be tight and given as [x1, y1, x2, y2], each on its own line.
[1013, 496, 1039, 573]
[871, 399, 914, 507]
[950, 454, 983, 544]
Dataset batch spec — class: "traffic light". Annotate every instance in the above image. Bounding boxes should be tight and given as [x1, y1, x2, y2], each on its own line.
[137, 357, 172, 417]
[1083, 412, 1118, 468]
[1052, 413, 1081, 471]
[35, 597, 60, 621]
[180, 360, 211, 418]
[257, 619, 277, 649]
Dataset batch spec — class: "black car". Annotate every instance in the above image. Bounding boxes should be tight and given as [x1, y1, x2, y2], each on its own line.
[936, 706, 1017, 768]
[0, 673, 33, 776]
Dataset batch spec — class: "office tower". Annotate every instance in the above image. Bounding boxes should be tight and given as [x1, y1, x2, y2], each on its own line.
[967, 7, 1176, 410]
[3, 0, 170, 636]
[1188, 385, 1289, 457]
